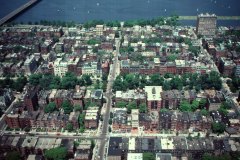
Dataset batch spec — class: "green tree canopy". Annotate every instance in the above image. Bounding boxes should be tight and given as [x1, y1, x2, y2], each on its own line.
[44, 102, 57, 113]
[6, 151, 21, 160]
[202, 153, 231, 160]
[13, 76, 27, 92]
[62, 100, 73, 114]
[94, 79, 101, 89]
[201, 109, 209, 116]
[74, 104, 82, 112]
[44, 147, 67, 160]
[179, 101, 191, 112]
[167, 54, 178, 62]
[218, 107, 228, 116]
[81, 74, 92, 86]
[80, 126, 85, 133]
[78, 113, 85, 127]
[150, 74, 164, 86]
[127, 101, 137, 113]
[109, 119, 112, 124]
[191, 100, 199, 111]
[163, 81, 171, 90]
[116, 101, 128, 108]
[87, 39, 101, 45]
[220, 102, 231, 109]
[160, 108, 169, 113]
[143, 152, 155, 160]
[212, 122, 226, 134]
[66, 122, 73, 132]
[29, 73, 42, 86]
[199, 99, 207, 109]
[61, 72, 78, 89]
[139, 103, 147, 113]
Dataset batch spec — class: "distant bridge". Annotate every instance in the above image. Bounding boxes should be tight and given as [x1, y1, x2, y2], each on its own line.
[0, 0, 40, 26]
[179, 16, 240, 20]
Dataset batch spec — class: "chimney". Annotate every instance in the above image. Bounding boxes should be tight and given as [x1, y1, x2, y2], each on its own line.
[75, 85, 80, 92]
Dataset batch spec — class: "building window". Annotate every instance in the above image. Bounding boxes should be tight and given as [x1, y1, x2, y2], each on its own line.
[151, 101, 158, 109]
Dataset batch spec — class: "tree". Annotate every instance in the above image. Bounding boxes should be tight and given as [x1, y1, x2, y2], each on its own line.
[40, 74, 57, 89]
[29, 73, 42, 86]
[80, 126, 85, 133]
[127, 101, 137, 113]
[61, 100, 73, 114]
[212, 122, 226, 134]
[160, 108, 169, 113]
[74, 104, 82, 112]
[49, 76, 61, 89]
[6, 151, 21, 160]
[87, 39, 101, 45]
[199, 99, 207, 109]
[13, 76, 27, 92]
[170, 77, 183, 90]
[167, 54, 178, 61]
[109, 119, 112, 125]
[78, 113, 85, 127]
[201, 109, 209, 116]
[24, 127, 31, 132]
[102, 73, 108, 81]
[202, 153, 213, 160]
[61, 72, 77, 89]
[102, 81, 107, 92]
[116, 101, 127, 108]
[218, 107, 228, 116]
[191, 100, 199, 111]
[189, 46, 200, 56]
[91, 140, 95, 149]
[113, 78, 127, 91]
[139, 103, 147, 113]
[45, 147, 67, 160]
[220, 102, 231, 110]
[94, 79, 101, 89]
[110, 112, 114, 118]
[143, 152, 155, 160]
[108, 126, 112, 132]
[44, 102, 56, 113]
[150, 74, 164, 86]
[201, 71, 222, 90]
[163, 81, 171, 90]
[179, 101, 191, 112]
[202, 153, 231, 160]
[125, 74, 137, 89]
[82, 74, 92, 86]
[66, 123, 73, 132]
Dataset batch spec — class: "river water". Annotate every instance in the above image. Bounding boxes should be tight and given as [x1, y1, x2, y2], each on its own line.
[1, 0, 240, 26]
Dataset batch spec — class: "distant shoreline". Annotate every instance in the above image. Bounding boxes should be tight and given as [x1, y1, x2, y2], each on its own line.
[179, 16, 240, 20]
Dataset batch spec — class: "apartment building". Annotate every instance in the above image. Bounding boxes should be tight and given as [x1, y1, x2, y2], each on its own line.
[145, 86, 162, 111]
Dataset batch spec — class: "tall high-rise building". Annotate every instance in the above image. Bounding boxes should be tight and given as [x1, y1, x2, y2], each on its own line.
[196, 13, 217, 36]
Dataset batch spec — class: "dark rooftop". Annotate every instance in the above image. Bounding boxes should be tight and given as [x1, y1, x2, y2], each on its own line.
[108, 137, 124, 156]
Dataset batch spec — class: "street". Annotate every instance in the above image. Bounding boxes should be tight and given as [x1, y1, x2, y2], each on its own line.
[97, 37, 121, 160]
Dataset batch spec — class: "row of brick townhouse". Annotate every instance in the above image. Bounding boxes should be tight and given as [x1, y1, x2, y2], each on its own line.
[112, 108, 212, 132]
[0, 136, 76, 159]
[5, 111, 79, 129]
[115, 88, 228, 113]
[0, 88, 14, 110]
[115, 89, 145, 105]
[120, 59, 214, 75]
[51, 54, 109, 77]
[112, 108, 131, 132]
[159, 111, 212, 132]
[25, 85, 103, 113]
[108, 136, 236, 159]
